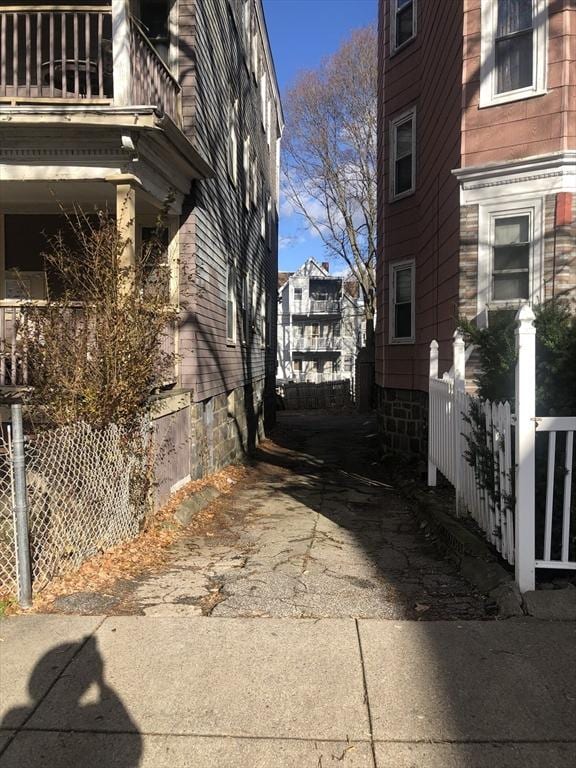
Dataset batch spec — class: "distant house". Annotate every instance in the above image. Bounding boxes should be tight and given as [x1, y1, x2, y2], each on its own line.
[277, 259, 364, 386]
[376, 0, 575, 455]
[0, 0, 283, 481]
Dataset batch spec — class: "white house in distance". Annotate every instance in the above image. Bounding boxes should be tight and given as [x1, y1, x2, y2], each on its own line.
[277, 259, 364, 386]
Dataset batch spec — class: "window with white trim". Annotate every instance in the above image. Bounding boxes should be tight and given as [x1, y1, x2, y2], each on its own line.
[226, 263, 236, 343]
[389, 261, 415, 343]
[480, 0, 547, 107]
[391, 0, 416, 53]
[477, 199, 543, 311]
[227, 99, 238, 186]
[243, 136, 250, 209]
[390, 108, 416, 200]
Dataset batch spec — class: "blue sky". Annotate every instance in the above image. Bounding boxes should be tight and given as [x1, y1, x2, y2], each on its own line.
[263, 0, 376, 273]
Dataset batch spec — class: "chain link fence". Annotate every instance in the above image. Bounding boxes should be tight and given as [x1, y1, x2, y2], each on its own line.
[0, 416, 150, 595]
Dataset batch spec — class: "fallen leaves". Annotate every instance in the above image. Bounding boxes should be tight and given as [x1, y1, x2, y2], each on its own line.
[8, 462, 249, 616]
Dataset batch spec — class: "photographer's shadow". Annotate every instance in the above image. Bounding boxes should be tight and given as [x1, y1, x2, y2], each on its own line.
[1, 636, 142, 768]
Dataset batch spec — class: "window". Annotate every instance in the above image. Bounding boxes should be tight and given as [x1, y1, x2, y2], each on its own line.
[492, 215, 530, 300]
[138, 0, 170, 63]
[251, 155, 258, 207]
[297, 324, 305, 337]
[391, 0, 416, 53]
[389, 261, 415, 343]
[333, 321, 341, 338]
[390, 108, 416, 200]
[311, 323, 320, 337]
[316, 360, 324, 373]
[241, 275, 250, 343]
[260, 75, 268, 131]
[332, 359, 340, 374]
[344, 355, 354, 372]
[480, 0, 547, 107]
[260, 177, 266, 238]
[293, 359, 302, 372]
[243, 137, 250, 209]
[228, 99, 238, 186]
[477, 199, 543, 312]
[226, 264, 236, 343]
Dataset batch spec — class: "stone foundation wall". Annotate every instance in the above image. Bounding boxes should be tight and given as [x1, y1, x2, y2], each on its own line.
[190, 378, 267, 479]
[375, 385, 428, 458]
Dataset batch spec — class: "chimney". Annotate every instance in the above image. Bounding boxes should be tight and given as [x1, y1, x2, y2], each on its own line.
[321, 262, 329, 272]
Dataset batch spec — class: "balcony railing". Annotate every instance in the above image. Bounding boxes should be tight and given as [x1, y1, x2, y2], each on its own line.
[0, 7, 181, 125]
[0, 301, 176, 388]
[292, 300, 341, 315]
[293, 337, 342, 352]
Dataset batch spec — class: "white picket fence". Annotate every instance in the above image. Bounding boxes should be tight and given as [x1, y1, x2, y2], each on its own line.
[428, 304, 575, 592]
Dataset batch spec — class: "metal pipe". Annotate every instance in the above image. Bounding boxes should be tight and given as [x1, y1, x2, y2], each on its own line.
[12, 403, 32, 608]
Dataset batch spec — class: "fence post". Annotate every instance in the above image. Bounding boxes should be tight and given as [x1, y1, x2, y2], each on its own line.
[427, 340, 439, 487]
[515, 304, 536, 593]
[453, 330, 466, 516]
[11, 404, 32, 608]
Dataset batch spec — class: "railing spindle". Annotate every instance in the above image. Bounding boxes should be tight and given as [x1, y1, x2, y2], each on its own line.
[25, 13, 31, 95]
[85, 11, 91, 97]
[544, 432, 556, 561]
[561, 431, 574, 562]
[36, 13, 42, 94]
[13, 12, 19, 92]
[49, 12, 54, 96]
[97, 12, 103, 96]
[73, 12, 79, 96]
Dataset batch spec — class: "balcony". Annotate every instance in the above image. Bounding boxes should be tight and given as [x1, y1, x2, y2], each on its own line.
[0, 5, 181, 126]
[292, 299, 341, 315]
[293, 337, 342, 352]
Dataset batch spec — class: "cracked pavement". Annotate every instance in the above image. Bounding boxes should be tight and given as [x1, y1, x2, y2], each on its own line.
[110, 411, 489, 620]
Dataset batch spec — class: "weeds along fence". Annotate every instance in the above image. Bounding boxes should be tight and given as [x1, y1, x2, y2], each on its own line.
[0, 409, 151, 598]
[428, 305, 576, 593]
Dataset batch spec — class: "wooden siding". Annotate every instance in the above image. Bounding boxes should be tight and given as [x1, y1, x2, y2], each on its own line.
[177, 0, 279, 403]
[462, 0, 576, 166]
[376, 0, 463, 392]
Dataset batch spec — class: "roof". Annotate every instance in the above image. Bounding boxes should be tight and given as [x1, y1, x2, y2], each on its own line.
[278, 271, 293, 289]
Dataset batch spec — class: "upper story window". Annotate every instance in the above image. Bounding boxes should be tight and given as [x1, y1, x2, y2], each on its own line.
[228, 99, 238, 186]
[226, 263, 236, 343]
[480, 0, 547, 107]
[389, 260, 415, 343]
[391, 0, 417, 53]
[389, 107, 416, 201]
[137, 0, 170, 63]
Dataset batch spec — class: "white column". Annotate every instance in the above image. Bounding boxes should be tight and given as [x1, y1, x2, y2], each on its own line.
[453, 330, 466, 516]
[427, 339, 439, 487]
[515, 303, 536, 593]
[112, 0, 132, 106]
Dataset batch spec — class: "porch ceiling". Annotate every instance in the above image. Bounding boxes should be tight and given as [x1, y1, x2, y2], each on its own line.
[0, 180, 163, 215]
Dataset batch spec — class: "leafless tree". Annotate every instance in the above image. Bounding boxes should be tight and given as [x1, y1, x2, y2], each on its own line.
[282, 25, 377, 346]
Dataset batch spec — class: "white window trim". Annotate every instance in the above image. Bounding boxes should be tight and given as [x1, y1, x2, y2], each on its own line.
[228, 99, 238, 187]
[389, 259, 416, 344]
[479, 0, 548, 109]
[226, 263, 237, 345]
[390, 0, 417, 55]
[243, 136, 250, 210]
[477, 197, 544, 316]
[389, 106, 417, 202]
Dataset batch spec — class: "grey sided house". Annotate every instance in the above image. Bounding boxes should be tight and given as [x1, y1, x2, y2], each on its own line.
[0, 0, 284, 499]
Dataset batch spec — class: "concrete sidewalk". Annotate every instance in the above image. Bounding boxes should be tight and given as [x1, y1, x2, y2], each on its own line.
[1, 615, 576, 767]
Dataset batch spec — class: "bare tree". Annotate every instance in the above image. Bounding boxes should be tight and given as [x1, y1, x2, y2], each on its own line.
[282, 25, 377, 346]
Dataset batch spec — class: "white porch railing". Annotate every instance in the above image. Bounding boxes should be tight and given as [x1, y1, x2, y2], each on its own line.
[0, 301, 177, 388]
[293, 337, 342, 351]
[428, 305, 576, 593]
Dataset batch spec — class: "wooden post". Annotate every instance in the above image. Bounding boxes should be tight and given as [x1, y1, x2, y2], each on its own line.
[515, 303, 536, 593]
[112, 0, 132, 106]
[110, 178, 137, 294]
[427, 339, 439, 487]
[453, 330, 466, 516]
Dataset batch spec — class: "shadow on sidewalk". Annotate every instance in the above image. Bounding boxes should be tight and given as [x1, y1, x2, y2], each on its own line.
[0, 636, 142, 767]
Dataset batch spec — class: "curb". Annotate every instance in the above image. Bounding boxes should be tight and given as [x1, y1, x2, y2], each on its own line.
[174, 486, 221, 527]
[399, 481, 524, 617]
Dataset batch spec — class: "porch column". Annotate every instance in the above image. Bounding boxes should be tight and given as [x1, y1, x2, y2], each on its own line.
[112, 0, 132, 106]
[107, 174, 139, 293]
